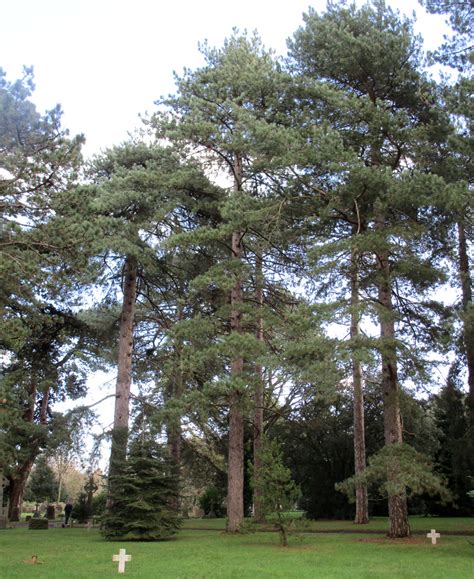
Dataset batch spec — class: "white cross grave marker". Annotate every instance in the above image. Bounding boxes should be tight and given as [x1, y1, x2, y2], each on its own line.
[113, 548, 132, 573]
[426, 529, 440, 545]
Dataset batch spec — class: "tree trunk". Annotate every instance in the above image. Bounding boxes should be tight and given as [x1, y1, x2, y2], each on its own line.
[387, 492, 410, 538]
[227, 385, 244, 531]
[253, 252, 265, 523]
[167, 305, 184, 467]
[167, 415, 182, 469]
[108, 256, 138, 481]
[8, 461, 33, 520]
[351, 243, 369, 524]
[8, 375, 39, 519]
[57, 476, 63, 505]
[227, 154, 245, 533]
[376, 216, 410, 537]
[458, 218, 474, 421]
[166, 305, 184, 512]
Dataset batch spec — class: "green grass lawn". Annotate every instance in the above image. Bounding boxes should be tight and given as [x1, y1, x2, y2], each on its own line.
[182, 515, 474, 534]
[0, 526, 472, 578]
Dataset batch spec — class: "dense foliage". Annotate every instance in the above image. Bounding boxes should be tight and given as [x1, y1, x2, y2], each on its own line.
[101, 440, 181, 541]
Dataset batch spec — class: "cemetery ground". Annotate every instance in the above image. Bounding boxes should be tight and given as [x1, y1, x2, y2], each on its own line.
[0, 518, 473, 578]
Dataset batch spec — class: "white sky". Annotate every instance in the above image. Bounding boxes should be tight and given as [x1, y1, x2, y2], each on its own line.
[1, 0, 449, 158]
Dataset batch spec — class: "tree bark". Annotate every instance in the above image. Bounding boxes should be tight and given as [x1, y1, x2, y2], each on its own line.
[166, 304, 184, 512]
[227, 154, 245, 532]
[57, 476, 63, 505]
[227, 384, 244, 531]
[167, 306, 184, 466]
[7, 462, 33, 520]
[376, 213, 410, 538]
[8, 374, 39, 519]
[9, 383, 53, 519]
[458, 218, 474, 421]
[108, 256, 138, 481]
[351, 243, 369, 524]
[253, 251, 265, 523]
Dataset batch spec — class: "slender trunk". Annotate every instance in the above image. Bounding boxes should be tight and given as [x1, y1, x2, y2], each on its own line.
[55, 457, 69, 504]
[167, 403, 182, 468]
[277, 511, 288, 547]
[108, 256, 138, 481]
[57, 476, 63, 505]
[351, 243, 369, 524]
[253, 252, 265, 523]
[227, 154, 245, 532]
[227, 384, 244, 531]
[376, 211, 410, 538]
[167, 305, 184, 467]
[167, 305, 184, 512]
[458, 218, 474, 420]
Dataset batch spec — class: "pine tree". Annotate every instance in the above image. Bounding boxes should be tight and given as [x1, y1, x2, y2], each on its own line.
[101, 438, 181, 541]
[251, 436, 300, 546]
[81, 143, 214, 485]
[153, 31, 292, 532]
[0, 67, 87, 519]
[288, 0, 451, 537]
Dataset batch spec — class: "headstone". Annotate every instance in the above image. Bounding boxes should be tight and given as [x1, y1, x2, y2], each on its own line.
[113, 548, 132, 574]
[29, 518, 48, 530]
[426, 529, 440, 545]
[46, 505, 55, 520]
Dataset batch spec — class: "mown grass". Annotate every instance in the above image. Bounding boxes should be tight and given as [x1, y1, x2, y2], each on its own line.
[0, 526, 472, 578]
[182, 515, 474, 534]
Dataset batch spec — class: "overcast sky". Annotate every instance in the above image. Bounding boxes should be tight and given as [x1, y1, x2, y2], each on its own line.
[2, 0, 449, 158]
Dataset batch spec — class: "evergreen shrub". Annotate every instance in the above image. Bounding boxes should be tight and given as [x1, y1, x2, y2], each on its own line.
[199, 487, 225, 518]
[101, 439, 181, 541]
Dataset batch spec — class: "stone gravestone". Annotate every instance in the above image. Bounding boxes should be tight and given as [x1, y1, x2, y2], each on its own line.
[46, 504, 55, 520]
[0, 471, 9, 529]
[113, 548, 132, 574]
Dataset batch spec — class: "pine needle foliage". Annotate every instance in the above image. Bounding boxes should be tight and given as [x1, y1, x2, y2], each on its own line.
[336, 443, 452, 504]
[101, 439, 181, 541]
[251, 436, 301, 546]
